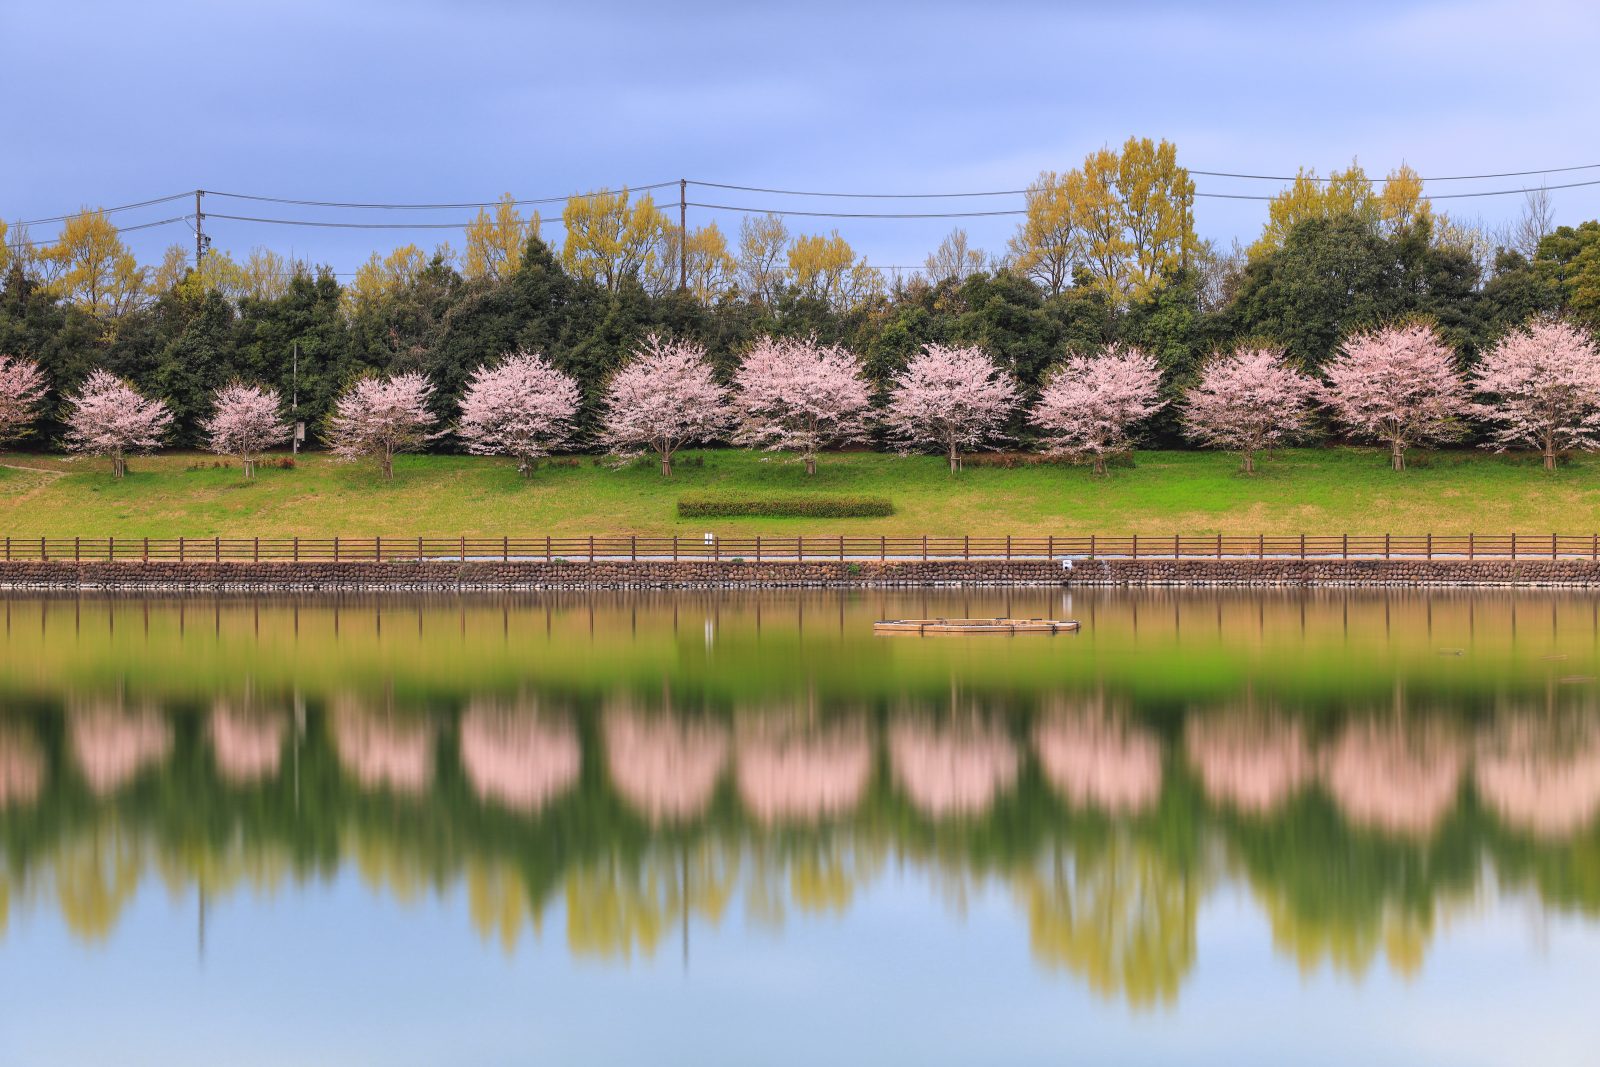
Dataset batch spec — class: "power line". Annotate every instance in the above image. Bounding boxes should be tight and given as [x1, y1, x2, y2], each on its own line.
[689, 180, 1028, 199]
[1191, 162, 1600, 183]
[204, 181, 676, 210]
[14, 192, 191, 227]
[204, 212, 569, 229]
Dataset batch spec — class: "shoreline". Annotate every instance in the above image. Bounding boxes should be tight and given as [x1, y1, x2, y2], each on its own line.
[7, 557, 1600, 591]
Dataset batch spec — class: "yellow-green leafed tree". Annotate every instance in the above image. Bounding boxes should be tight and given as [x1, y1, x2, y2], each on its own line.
[464, 193, 539, 283]
[1249, 162, 1433, 259]
[345, 244, 430, 312]
[40, 209, 146, 316]
[663, 221, 737, 303]
[1118, 136, 1195, 301]
[0, 218, 9, 278]
[737, 213, 790, 304]
[1076, 148, 1130, 303]
[1007, 173, 1078, 296]
[788, 230, 882, 309]
[561, 188, 670, 292]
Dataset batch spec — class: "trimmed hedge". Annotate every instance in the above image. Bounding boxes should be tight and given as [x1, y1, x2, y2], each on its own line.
[677, 493, 895, 518]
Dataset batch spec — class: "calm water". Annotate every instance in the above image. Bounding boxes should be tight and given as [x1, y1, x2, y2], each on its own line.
[2, 590, 1600, 1065]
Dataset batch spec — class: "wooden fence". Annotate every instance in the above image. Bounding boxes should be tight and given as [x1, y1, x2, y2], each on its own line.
[4, 533, 1600, 563]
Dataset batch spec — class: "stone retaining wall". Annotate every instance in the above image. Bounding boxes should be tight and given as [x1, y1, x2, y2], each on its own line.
[4, 557, 1600, 591]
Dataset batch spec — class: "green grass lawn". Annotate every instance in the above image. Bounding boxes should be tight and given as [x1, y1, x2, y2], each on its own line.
[2, 447, 1598, 536]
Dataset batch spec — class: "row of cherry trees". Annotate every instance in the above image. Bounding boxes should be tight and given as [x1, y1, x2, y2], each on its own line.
[2, 317, 1598, 479]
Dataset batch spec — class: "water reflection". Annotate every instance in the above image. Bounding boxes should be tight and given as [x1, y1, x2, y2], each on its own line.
[2, 590, 1600, 1013]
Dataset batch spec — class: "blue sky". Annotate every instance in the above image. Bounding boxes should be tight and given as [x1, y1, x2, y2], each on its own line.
[6, 0, 1599, 276]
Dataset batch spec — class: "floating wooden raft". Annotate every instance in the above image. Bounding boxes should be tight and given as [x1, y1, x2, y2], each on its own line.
[873, 617, 1080, 635]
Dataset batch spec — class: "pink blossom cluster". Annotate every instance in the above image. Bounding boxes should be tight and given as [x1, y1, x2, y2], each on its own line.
[0, 354, 48, 446]
[201, 382, 293, 477]
[458, 350, 581, 474]
[63, 369, 174, 478]
[1320, 322, 1474, 471]
[598, 334, 731, 476]
[1181, 347, 1318, 472]
[1030, 344, 1165, 474]
[325, 370, 441, 478]
[731, 336, 873, 474]
[883, 343, 1019, 471]
[1471, 319, 1600, 470]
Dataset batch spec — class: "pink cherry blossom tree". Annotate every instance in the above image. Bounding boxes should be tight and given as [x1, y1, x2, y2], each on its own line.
[200, 382, 292, 478]
[883, 343, 1019, 472]
[1321, 322, 1473, 471]
[1471, 319, 1600, 470]
[62, 369, 174, 478]
[458, 349, 581, 475]
[325, 370, 441, 479]
[0, 354, 48, 448]
[599, 334, 730, 476]
[1181, 346, 1319, 473]
[1030, 344, 1165, 474]
[731, 335, 873, 474]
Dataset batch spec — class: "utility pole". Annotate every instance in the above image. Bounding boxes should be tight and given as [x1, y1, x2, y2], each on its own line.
[291, 341, 302, 456]
[679, 177, 688, 292]
[195, 189, 205, 266]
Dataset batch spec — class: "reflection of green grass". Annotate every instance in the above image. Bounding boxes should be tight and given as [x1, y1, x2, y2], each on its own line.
[3, 446, 1600, 536]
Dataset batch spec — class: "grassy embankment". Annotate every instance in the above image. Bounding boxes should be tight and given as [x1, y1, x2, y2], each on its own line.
[1, 447, 1598, 537]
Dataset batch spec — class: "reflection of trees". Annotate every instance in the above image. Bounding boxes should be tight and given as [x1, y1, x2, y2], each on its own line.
[736, 716, 870, 824]
[889, 717, 1018, 819]
[1476, 714, 1600, 839]
[329, 698, 435, 796]
[1321, 719, 1465, 837]
[1013, 834, 1199, 1008]
[1185, 710, 1312, 816]
[465, 857, 547, 952]
[209, 702, 287, 785]
[0, 724, 45, 808]
[1034, 701, 1162, 816]
[460, 702, 580, 814]
[565, 843, 738, 960]
[50, 824, 146, 942]
[68, 702, 172, 795]
[604, 707, 728, 823]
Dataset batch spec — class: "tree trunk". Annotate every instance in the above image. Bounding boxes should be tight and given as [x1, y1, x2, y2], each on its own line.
[244, 458, 255, 479]
[112, 453, 125, 479]
[1092, 455, 1107, 476]
[948, 442, 960, 473]
[1544, 442, 1557, 471]
[1242, 452, 1255, 475]
[1391, 441, 1405, 472]
[661, 452, 672, 477]
[805, 454, 816, 476]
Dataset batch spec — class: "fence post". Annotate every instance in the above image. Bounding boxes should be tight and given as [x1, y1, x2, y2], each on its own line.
[461, 535, 467, 561]
[1511, 532, 1517, 561]
[293, 536, 299, 562]
[754, 535, 760, 562]
[417, 536, 423, 562]
[1173, 533, 1179, 560]
[881, 535, 886, 562]
[1468, 532, 1474, 561]
[1426, 532, 1432, 560]
[838, 536, 844, 562]
[3, 536, 7, 561]
[1047, 534, 1054, 559]
[74, 536, 80, 562]
[590, 535, 596, 563]
[545, 535, 551, 561]
[254, 536, 260, 563]
[179, 537, 185, 563]
[964, 535, 969, 561]
[1132, 535, 1138, 560]
[1006, 534, 1012, 561]
[1553, 532, 1559, 559]
[503, 536, 509, 563]
[335, 537, 341, 562]
[375, 535, 382, 562]
[922, 534, 928, 561]
[710, 535, 716, 562]
[1384, 533, 1390, 560]
[632, 534, 638, 562]
[1342, 533, 1348, 560]
[1300, 533, 1306, 560]
[40, 536, 45, 562]
[1593, 533, 1597, 562]
[672, 535, 678, 562]
[107, 536, 113, 562]
[1217, 533, 1222, 559]
[215, 536, 220, 562]
[1089, 534, 1096, 560]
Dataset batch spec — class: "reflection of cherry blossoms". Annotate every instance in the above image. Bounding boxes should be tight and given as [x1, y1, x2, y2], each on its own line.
[329, 698, 435, 795]
[889, 717, 1018, 818]
[460, 702, 581, 814]
[1185, 712, 1313, 815]
[0, 724, 45, 807]
[735, 716, 871, 824]
[1476, 715, 1600, 839]
[69, 702, 172, 795]
[604, 707, 728, 823]
[208, 703, 287, 784]
[1034, 704, 1161, 815]
[1321, 719, 1465, 837]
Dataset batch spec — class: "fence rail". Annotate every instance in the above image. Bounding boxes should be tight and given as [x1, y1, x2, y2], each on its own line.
[4, 533, 1600, 563]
